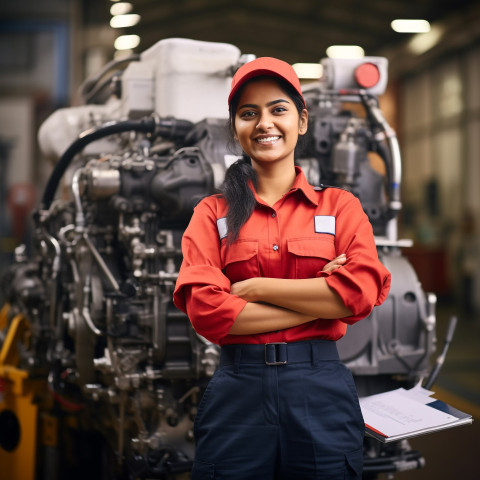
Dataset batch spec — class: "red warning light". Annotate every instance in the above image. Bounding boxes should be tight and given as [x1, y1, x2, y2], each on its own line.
[354, 62, 381, 89]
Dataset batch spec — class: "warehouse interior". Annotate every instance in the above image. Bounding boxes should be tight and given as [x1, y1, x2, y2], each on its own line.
[1, 1, 479, 479]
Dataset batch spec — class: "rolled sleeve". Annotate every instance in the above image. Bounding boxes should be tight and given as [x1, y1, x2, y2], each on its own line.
[174, 265, 247, 343]
[173, 198, 247, 344]
[321, 192, 391, 324]
[324, 257, 391, 323]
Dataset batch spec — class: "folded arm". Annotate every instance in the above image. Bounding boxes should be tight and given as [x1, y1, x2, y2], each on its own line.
[228, 301, 317, 335]
[229, 255, 352, 335]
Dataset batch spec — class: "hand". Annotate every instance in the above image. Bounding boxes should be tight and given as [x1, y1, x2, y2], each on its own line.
[322, 253, 347, 273]
[230, 277, 261, 302]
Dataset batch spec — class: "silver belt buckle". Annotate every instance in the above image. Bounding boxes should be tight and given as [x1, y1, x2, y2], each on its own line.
[265, 342, 288, 365]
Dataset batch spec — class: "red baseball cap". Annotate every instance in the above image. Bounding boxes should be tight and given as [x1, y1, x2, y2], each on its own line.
[228, 57, 306, 108]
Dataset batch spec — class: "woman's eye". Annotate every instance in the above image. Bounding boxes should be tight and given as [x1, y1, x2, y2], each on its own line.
[240, 110, 256, 119]
[273, 106, 287, 114]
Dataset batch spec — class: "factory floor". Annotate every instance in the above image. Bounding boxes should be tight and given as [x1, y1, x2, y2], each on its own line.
[377, 300, 480, 480]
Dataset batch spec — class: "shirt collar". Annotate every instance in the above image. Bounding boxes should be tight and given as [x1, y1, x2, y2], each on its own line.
[249, 166, 319, 207]
[289, 166, 319, 206]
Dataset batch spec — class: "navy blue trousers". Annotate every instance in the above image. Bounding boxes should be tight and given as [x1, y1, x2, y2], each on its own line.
[192, 340, 364, 479]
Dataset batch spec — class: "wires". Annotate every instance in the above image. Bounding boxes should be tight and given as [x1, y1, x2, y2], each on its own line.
[79, 54, 140, 104]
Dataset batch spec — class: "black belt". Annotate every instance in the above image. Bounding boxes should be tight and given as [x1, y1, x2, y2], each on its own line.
[220, 340, 339, 367]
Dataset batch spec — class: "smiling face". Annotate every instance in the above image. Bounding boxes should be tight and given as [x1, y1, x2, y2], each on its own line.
[233, 77, 308, 169]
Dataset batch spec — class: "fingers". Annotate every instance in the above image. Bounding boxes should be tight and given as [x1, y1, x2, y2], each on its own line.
[322, 253, 347, 273]
[230, 278, 255, 300]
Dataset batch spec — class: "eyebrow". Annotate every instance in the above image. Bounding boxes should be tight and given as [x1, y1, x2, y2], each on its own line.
[238, 98, 291, 110]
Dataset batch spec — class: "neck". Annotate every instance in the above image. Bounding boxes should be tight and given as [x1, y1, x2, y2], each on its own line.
[253, 161, 296, 206]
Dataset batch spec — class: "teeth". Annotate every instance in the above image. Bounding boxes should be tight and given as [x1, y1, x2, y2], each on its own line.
[257, 136, 280, 143]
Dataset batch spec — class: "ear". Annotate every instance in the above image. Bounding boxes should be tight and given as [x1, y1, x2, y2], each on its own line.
[298, 109, 308, 135]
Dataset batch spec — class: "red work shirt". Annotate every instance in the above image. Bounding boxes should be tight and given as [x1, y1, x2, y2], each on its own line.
[173, 167, 391, 345]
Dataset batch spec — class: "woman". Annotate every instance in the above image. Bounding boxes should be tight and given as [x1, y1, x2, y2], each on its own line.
[173, 57, 391, 479]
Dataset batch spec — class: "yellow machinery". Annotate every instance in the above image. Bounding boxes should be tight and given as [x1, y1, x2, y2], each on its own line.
[0, 303, 55, 480]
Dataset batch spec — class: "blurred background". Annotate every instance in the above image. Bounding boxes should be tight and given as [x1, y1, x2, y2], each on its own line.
[2, 0, 480, 314]
[0, 1, 479, 479]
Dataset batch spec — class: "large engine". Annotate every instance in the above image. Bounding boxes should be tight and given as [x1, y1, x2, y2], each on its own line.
[0, 38, 439, 479]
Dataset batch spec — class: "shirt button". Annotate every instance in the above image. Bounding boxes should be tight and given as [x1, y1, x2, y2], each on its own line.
[271, 212, 276, 218]
[273, 244, 279, 251]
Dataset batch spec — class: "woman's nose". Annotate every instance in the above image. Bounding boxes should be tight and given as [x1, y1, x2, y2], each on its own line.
[256, 113, 273, 131]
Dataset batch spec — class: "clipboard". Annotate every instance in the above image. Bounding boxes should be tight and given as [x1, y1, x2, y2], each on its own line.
[360, 385, 473, 443]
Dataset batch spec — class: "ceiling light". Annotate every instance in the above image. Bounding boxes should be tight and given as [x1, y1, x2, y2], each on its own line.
[114, 34, 140, 50]
[110, 14, 141, 29]
[293, 63, 323, 79]
[110, 2, 133, 16]
[408, 25, 444, 55]
[326, 45, 365, 59]
[391, 19, 431, 33]
[114, 49, 134, 60]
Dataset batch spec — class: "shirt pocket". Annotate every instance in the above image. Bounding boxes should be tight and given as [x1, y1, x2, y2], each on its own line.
[287, 236, 336, 279]
[221, 239, 260, 283]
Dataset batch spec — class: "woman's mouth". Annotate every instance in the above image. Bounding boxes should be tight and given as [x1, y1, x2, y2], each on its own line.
[256, 136, 280, 144]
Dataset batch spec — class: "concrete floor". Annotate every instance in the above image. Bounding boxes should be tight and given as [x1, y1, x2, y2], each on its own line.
[377, 301, 480, 480]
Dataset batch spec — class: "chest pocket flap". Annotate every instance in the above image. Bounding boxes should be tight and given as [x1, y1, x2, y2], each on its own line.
[288, 237, 336, 279]
[287, 237, 336, 260]
[221, 240, 259, 282]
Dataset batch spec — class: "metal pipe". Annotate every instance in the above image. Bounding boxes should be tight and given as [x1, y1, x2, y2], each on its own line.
[81, 307, 103, 337]
[43, 232, 61, 330]
[71, 169, 85, 230]
[363, 95, 402, 213]
[82, 235, 120, 292]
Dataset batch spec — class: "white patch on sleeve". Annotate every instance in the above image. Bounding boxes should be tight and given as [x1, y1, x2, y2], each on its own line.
[314, 215, 335, 235]
[217, 217, 228, 240]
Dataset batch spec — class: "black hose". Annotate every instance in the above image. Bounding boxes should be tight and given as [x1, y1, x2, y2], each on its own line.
[40, 116, 196, 212]
[79, 54, 140, 99]
[154, 117, 197, 140]
[40, 117, 157, 210]
[83, 74, 120, 105]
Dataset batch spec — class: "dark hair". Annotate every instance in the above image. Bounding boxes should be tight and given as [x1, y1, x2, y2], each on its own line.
[222, 76, 306, 244]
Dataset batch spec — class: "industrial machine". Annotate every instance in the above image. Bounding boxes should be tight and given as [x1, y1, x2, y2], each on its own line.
[0, 38, 447, 479]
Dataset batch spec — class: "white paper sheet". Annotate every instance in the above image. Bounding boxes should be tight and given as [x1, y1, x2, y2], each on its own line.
[360, 388, 459, 437]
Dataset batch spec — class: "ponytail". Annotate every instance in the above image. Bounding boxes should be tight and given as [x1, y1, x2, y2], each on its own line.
[221, 156, 257, 244]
